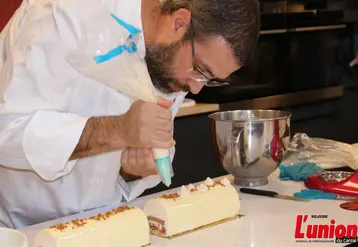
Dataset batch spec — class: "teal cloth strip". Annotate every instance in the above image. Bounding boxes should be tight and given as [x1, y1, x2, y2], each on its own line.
[279, 162, 324, 181]
[110, 13, 141, 35]
[294, 189, 336, 200]
[93, 13, 142, 64]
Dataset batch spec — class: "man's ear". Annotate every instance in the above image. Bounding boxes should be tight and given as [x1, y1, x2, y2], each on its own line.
[165, 8, 191, 42]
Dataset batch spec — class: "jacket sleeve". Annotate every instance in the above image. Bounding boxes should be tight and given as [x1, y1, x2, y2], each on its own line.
[0, 111, 88, 181]
[0, 1, 89, 181]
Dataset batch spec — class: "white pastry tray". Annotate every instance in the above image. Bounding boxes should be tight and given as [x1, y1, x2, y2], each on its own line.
[20, 173, 355, 247]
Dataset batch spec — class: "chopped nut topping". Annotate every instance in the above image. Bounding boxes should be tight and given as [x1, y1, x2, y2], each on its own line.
[50, 224, 67, 231]
[71, 219, 87, 227]
[160, 193, 180, 200]
[49, 206, 134, 231]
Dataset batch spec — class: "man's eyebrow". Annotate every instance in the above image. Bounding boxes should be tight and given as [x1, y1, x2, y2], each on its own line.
[200, 60, 215, 78]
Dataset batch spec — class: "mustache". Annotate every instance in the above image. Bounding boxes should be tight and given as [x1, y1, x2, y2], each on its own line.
[169, 80, 190, 92]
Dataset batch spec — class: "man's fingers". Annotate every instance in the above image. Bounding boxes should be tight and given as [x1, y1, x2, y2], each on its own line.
[146, 157, 157, 176]
[155, 119, 173, 132]
[152, 130, 172, 142]
[136, 148, 145, 167]
[121, 149, 128, 163]
[121, 147, 169, 177]
[156, 96, 173, 109]
[128, 148, 136, 167]
[155, 106, 172, 120]
[142, 148, 150, 156]
[144, 148, 155, 165]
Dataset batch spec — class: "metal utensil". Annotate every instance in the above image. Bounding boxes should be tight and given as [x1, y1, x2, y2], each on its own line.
[239, 188, 308, 202]
[209, 110, 292, 187]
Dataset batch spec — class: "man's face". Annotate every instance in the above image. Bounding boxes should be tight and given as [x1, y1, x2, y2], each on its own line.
[145, 33, 240, 95]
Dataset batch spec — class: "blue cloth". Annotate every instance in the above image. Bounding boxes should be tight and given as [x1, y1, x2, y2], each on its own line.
[93, 13, 142, 64]
[294, 189, 336, 200]
[279, 162, 324, 181]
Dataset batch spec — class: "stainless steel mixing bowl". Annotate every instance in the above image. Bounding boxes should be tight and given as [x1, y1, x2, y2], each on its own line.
[208, 110, 292, 187]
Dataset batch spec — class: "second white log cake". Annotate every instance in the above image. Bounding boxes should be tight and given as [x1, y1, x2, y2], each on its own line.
[143, 177, 241, 238]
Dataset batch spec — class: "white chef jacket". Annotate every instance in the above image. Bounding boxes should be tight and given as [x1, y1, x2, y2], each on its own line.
[0, 0, 187, 229]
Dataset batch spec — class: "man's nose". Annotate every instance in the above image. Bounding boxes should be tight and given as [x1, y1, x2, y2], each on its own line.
[187, 80, 205, 94]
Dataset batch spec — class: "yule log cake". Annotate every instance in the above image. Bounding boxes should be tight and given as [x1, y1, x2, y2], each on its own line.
[143, 177, 241, 238]
[33, 206, 150, 247]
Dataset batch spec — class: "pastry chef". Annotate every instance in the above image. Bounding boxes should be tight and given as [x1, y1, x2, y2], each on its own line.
[0, 0, 260, 228]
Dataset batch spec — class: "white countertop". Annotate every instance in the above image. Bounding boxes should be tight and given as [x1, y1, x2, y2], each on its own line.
[20, 169, 357, 247]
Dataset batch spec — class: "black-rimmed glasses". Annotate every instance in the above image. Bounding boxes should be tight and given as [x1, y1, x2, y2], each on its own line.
[188, 23, 230, 87]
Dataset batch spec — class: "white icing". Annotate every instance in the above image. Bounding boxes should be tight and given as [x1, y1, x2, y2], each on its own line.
[220, 177, 231, 187]
[196, 183, 208, 192]
[178, 185, 190, 197]
[187, 183, 195, 191]
[204, 177, 214, 186]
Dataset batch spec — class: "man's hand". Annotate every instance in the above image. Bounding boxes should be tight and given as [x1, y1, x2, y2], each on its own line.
[122, 98, 175, 149]
[70, 97, 175, 160]
[120, 148, 157, 179]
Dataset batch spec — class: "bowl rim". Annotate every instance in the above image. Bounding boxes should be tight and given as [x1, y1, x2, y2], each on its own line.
[0, 227, 28, 243]
[208, 109, 292, 122]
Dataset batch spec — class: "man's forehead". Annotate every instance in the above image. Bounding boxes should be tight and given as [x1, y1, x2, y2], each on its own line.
[195, 36, 240, 78]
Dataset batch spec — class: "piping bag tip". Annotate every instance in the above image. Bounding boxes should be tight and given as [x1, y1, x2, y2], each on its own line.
[155, 156, 172, 187]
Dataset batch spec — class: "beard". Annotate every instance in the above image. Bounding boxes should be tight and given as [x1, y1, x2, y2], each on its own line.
[145, 41, 190, 94]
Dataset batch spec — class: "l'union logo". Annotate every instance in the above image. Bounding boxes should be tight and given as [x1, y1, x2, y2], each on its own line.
[294, 214, 358, 244]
